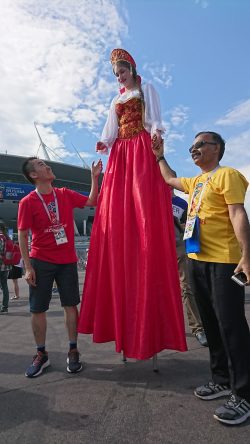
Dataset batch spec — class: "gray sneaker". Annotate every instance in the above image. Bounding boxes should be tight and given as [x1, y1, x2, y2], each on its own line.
[214, 394, 250, 425]
[25, 351, 50, 378]
[194, 381, 231, 400]
[195, 331, 208, 347]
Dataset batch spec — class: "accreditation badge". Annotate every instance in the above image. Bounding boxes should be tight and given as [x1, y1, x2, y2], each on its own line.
[53, 225, 68, 245]
[183, 215, 197, 240]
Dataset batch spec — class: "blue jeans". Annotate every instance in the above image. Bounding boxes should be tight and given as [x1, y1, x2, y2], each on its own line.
[0, 270, 9, 309]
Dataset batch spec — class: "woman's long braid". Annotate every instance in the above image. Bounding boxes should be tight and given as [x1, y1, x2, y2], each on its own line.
[131, 65, 145, 126]
[131, 65, 144, 104]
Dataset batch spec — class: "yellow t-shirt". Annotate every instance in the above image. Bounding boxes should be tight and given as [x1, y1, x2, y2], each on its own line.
[181, 166, 248, 263]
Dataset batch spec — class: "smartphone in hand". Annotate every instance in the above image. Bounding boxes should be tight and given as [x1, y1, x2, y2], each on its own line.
[231, 271, 248, 286]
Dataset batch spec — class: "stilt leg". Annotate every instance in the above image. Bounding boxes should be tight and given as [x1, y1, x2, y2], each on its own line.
[153, 354, 158, 372]
[122, 352, 127, 362]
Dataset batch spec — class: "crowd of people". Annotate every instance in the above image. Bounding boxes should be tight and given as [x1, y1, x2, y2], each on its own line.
[1, 48, 250, 426]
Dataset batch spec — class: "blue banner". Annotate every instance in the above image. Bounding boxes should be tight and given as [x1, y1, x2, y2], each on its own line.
[0, 182, 88, 201]
[0, 182, 34, 200]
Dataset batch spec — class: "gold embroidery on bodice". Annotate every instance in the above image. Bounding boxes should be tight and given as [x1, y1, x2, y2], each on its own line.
[115, 97, 144, 139]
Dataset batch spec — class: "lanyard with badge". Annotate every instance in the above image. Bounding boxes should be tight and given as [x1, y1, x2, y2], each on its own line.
[183, 166, 220, 253]
[35, 189, 68, 245]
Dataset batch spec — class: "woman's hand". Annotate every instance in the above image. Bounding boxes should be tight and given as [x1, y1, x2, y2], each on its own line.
[96, 141, 108, 154]
[91, 159, 103, 178]
[151, 130, 163, 151]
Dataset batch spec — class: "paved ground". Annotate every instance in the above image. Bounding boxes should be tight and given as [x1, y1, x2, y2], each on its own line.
[0, 274, 250, 443]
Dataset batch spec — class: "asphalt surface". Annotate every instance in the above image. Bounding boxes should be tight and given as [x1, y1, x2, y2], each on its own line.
[0, 274, 250, 444]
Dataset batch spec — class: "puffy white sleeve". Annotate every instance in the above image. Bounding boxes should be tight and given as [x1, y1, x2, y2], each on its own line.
[100, 96, 119, 148]
[143, 83, 165, 135]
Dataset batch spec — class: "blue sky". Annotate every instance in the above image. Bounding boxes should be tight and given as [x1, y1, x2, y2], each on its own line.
[1, 0, 250, 210]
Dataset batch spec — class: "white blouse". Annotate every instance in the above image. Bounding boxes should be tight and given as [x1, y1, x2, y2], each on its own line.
[100, 83, 165, 149]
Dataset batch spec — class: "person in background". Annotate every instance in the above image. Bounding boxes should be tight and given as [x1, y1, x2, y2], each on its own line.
[18, 156, 102, 378]
[78, 48, 187, 360]
[172, 190, 207, 347]
[152, 131, 250, 425]
[9, 255, 24, 300]
[0, 222, 10, 314]
[52, 280, 58, 294]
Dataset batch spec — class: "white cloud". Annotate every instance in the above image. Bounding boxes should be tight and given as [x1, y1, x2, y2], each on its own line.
[238, 165, 250, 218]
[167, 132, 185, 143]
[0, 0, 127, 159]
[72, 108, 100, 129]
[168, 105, 189, 127]
[216, 99, 250, 126]
[162, 105, 189, 153]
[195, 0, 209, 8]
[79, 151, 95, 159]
[220, 130, 250, 216]
[223, 129, 250, 166]
[164, 132, 185, 154]
[143, 62, 173, 89]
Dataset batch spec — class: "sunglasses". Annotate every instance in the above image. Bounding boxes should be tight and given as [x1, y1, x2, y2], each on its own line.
[189, 141, 217, 153]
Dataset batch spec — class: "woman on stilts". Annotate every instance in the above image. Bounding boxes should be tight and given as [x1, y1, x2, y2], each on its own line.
[78, 48, 187, 361]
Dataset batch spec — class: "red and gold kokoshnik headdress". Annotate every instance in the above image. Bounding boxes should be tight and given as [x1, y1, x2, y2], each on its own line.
[110, 48, 136, 67]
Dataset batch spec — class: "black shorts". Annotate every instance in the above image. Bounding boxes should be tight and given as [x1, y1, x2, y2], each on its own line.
[8, 266, 22, 280]
[29, 258, 80, 313]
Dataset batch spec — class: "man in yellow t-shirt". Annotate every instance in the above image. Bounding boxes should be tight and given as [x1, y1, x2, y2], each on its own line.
[181, 167, 247, 263]
[153, 131, 250, 426]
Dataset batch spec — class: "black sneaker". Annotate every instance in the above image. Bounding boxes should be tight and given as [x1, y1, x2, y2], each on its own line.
[25, 351, 50, 378]
[214, 394, 250, 425]
[67, 348, 83, 373]
[194, 381, 231, 400]
[0, 307, 8, 314]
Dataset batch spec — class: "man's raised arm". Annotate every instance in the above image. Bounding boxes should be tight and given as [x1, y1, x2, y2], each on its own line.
[86, 159, 103, 206]
[152, 143, 184, 192]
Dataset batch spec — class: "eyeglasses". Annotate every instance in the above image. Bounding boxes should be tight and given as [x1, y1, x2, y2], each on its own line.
[189, 141, 217, 153]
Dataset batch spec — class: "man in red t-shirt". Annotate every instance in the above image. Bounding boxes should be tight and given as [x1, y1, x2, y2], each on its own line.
[18, 156, 102, 378]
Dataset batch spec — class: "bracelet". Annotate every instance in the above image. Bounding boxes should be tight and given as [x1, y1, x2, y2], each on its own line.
[156, 155, 165, 163]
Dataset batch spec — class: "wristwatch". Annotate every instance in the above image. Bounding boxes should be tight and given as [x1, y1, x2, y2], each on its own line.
[156, 155, 165, 163]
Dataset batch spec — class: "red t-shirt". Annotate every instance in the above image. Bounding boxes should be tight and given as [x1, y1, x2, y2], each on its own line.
[18, 187, 88, 264]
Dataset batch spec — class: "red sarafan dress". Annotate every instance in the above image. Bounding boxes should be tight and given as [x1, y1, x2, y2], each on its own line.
[78, 84, 187, 359]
